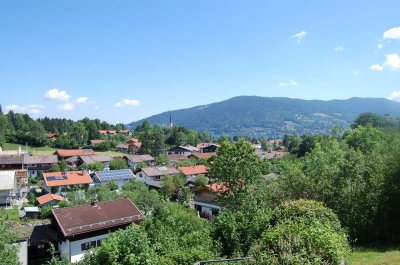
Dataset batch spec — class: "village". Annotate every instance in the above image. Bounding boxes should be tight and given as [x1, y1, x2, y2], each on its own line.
[0, 129, 288, 265]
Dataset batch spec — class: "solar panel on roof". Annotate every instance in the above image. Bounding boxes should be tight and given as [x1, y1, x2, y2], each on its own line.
[96, 169, 134, 182]
[158, 167, 167, 171]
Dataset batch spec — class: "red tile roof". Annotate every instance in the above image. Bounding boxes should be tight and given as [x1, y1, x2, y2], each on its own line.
[51, 198, 143, 237]
[196, 143, 220, 149]
[43, 170, 93, 187]
[55, 149, 96, 157]
[37, 194, 65, 205]
[179, 165, 208, 176]
[90, 139, 105, 145]
[208, 183, 228, 193]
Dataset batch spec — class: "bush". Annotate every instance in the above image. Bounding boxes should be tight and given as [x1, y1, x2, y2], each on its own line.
[248, 200, 349, 265]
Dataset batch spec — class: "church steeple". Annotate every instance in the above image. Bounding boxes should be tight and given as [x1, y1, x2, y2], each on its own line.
[169, 113, 173, 128]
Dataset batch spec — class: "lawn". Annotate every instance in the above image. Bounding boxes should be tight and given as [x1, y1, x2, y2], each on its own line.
[348, 247, 400, 265]
[4, 142, 126, 157]
[0, 206, 20, 222]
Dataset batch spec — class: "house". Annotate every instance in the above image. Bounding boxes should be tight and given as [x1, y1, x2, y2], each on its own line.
[192, 183, 226, 218]
[55, 149, 96, 160]
[79, 155, 113, 170]
[124, 154, 155, 169]
[167, 154, 188, 166]
[43, 170, 93, 193]
[179, 165, 208, 183]
[93, 169, 135, 189]
[47, 133, 59, 141]
[89, 140, 105, 146]
[47, 198, 144, 263]
[116, 142, 141, 154]
[0, 171, 18, 205]
[23, 155, 59, 178]
[65, 156, 80, 169]
[98, 130, 117, 136]
[36, 193, 66, 207]
[0, 155, 24, 170]
[137, 166, 181, 189]
[117, 130, 132, 136]
[167, 145, 199, 156]
[196, 143, 220, 153]
[189, 152, 216, 160]
[255, 149, 288, 160]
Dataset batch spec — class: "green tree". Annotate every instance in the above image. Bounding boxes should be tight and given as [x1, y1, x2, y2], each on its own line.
[0, 224, 20, 265]
[209, 139, 262, 210]
[109, 158, 128, 170]
[87, 161, 105, 172]
[123, 180, 161, 214]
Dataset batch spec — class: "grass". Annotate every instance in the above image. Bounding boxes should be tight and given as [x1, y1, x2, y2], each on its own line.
[4, 142, 126, 157]
[0, 206, 20, 222]
[348, 246, 400, 265]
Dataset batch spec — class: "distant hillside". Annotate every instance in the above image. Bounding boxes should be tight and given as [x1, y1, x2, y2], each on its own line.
[127, 96, 400, 137]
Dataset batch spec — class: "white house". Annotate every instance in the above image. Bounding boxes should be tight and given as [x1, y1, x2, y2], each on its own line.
[137, 166, 181, 189]
[124, 154, 155, 169]
[48, 198, 144, 263]
[23, 155, 58, 178]
[0, 171, 18, 205]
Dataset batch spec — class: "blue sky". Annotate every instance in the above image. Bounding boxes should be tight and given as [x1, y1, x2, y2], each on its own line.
[1, 1, 399, 124]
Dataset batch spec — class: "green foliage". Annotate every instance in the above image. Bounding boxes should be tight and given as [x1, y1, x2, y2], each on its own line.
[248, 200, 349, 265]
[122, 180, 162, 214]
[0, 224, 20, 265]
[87, 161, 105, 171]
[81, 226, 159, 265]
[109, 158, 128, 170]
[155, 154, 169, 166]
[209, 138, 262, 210]
[195, 174, 209, 187]
[161, 174, 192, 204]
[59, 159, 68, 172]
[143, 203, 217, 264]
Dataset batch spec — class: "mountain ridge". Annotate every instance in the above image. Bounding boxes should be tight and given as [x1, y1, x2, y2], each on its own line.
[127, 96, 400, 137]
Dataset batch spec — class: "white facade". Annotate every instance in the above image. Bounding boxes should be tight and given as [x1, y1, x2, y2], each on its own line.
[59, 233, 109, 263]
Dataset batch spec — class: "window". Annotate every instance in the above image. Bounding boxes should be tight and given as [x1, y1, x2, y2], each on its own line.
[81, 242, 90, 251]
[97, 239, 102, 246]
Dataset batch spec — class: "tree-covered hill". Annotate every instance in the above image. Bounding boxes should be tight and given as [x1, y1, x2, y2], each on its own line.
[127, 96, 400, 137]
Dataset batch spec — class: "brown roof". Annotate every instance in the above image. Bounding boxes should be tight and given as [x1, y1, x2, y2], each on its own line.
[116, 143, 129, 149]
[179, 165, 208, 176]
[0, 155, 24, 165]
[80, 155, 113, 164]
[47, 133, 59, 138]
[51, 198, 144, 237]
[190, 152, 216, 159]
[142, 166, 180, 177]
[43, 170, 93, 187]
[55, 149, 96, 157]
[23, 155, 58, 165]
[125, 154, 155, 163]
[37, 194, 65, 205]
[196, 143, 220, 149]
[167, 154, 188, 163]
[90, 139, 105, 145]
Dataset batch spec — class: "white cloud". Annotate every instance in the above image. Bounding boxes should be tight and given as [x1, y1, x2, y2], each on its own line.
[290, 31, 307, 43]
[388, 91, 400, 101]
[369, 64, 384, 71]
[334, 46, 345, 52]
[383, 26, 400, 39]
[75, 97, 89, 104]
[4, 104, 45, 115]
[44, 88, 71, 101]
[57, 103, 75, 111]
[94, 105, 100, 110]
[113, 98, 141, 108]
[278, 80, 299, 87]
[384, 53, 400, 70]
[377, 42, 384, 49]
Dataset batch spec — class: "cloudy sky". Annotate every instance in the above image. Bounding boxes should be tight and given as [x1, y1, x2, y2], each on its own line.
[1, 1, 399, 123]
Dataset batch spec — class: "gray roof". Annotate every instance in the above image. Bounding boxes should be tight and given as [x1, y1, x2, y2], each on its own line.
[167, 154, 188, 163]
[142, 166, 180, 177]
[125, 154, 155, 163]
[80, 155, 113, 164]
[116, 144, 129, 149]
[0, 155, 24, 165]
[0, 171, 17, 190]
[23, 155, 58, 165]
[65, 156, 79, 163]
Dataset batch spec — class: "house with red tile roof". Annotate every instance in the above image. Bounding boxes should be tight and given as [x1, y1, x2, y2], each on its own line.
[47, 198, 143, 263]
[54, 149, 96, 160]
[191, 183, 226, 218]
[179, 165, 208, 176]
[43, 170, 93, 193]
[36, 194, 65, 207]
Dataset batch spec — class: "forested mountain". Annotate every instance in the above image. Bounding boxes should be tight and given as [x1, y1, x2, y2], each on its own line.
[127, 96, 400, 137]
